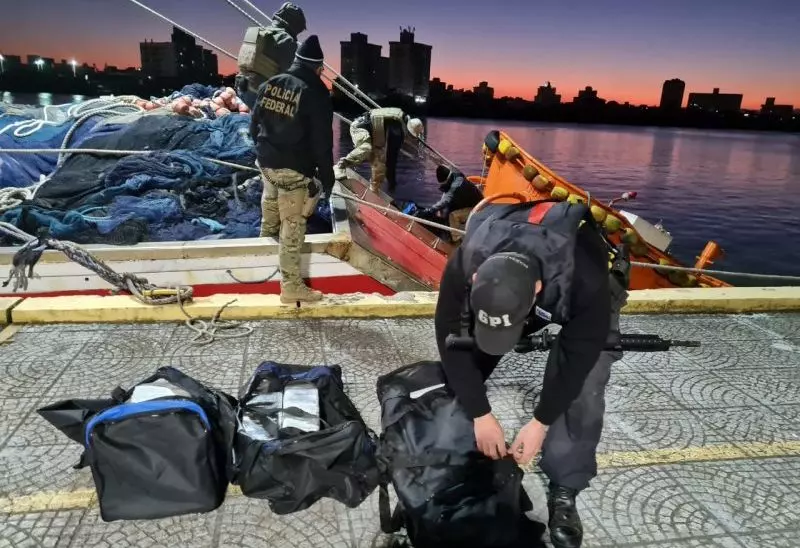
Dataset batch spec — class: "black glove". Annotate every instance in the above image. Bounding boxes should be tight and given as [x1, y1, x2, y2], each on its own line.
[610, 243, 632, 289]
[307, 179, 321, 198]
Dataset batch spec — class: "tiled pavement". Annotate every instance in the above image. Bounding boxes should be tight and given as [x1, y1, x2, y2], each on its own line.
[1, 313, 799, 547]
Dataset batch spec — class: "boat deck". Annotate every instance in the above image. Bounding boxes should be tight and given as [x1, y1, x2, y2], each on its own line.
[1, 312, 799, 547]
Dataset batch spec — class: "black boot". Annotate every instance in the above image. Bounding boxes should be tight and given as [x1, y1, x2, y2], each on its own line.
[547, 483, 583, 548]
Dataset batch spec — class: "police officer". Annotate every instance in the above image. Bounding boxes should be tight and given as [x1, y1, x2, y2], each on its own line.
[250, 35, 335, 304]
[434, 197, 629, 548]
[235, 2, 307, 110]
[419, 165, 483, 243]
[333, 108, 425, 195]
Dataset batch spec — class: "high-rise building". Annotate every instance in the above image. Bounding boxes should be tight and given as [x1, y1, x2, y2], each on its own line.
[534, 81, 561, 106]
[388, 27, 432, 99]
[659, 78, 685, 110]
[340, 33, 386, 94]
[140, 27, 218, 84]
[473, 81, 494, 99]
[686, 88, 742, 112]
[760, 97, 794, 118]
[573, 86, 606, 106]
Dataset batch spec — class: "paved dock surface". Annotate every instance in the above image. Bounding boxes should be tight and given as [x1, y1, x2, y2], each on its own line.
[1, 313, 799, 547]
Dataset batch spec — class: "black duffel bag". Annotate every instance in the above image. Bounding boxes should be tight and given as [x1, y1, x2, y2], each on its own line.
[376, 361, 545, 548]
[38, 366, 237, 522]
[233, 361, 380, 514]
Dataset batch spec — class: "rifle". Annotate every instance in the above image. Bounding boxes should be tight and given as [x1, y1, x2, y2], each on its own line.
[445, 331, 700, 353]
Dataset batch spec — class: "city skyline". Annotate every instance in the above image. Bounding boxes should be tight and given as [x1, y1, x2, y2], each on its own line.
[1, 0, 798, 109]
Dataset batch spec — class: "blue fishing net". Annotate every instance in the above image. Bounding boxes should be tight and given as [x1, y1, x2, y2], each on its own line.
[0, 87, 334, 246]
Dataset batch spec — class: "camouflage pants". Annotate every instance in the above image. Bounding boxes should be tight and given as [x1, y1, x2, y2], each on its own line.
[448, 207, 472, 243]
[340, 125, 386, 189]
[259, 168, 321, 289]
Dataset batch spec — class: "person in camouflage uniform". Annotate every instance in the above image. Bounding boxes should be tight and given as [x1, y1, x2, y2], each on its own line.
[333, 109, 425, 196]
[250, 35, 335, 303]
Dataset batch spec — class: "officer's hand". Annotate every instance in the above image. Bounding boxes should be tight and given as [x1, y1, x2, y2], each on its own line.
[474, 413, 507, 460]
[510, 418, 548, 465]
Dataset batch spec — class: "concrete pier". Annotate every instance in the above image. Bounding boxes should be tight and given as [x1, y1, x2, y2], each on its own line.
[1, 312, 798, 547]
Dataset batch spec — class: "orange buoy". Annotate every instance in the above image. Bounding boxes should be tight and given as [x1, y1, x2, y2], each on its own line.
[695, 241, 723, 270]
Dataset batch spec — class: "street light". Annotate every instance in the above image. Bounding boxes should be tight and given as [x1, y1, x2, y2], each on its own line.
[34, 58, 44, 71]
[70, 59, 77, 77]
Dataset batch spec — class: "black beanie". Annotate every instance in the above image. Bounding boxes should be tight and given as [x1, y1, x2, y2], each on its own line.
[295, 35, 324, 66]
[436, 165, 451, 183]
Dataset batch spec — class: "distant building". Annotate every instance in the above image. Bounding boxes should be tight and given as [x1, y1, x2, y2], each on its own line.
[760, 97, 793, 118]
[659, 78, 685, 110]
[534, 81, 561, 106]
[573, 86, 606, 106]
[389, 27, 432, 99]
[340, 32, 386, 94]
[27, 55, 54, 69]
[140, 27, 218, 84]
[429, 77, 447, 100]
[0, 54, 22, 71]
[686, 88, 742, 112]
[473, 81, 494, 99]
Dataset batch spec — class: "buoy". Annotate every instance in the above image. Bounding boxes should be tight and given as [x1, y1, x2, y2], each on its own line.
[604, 215, 622, 233]
[504, 146, 520, 161]
[497, 139, 512, 156]
[590, 205, 607, 223]
[523, 165, 538, 181]
[551, 187, 569, 201]
[567, 193, 585, 204]
[621, 228, 639, 244]
[533, 174, 551, 190]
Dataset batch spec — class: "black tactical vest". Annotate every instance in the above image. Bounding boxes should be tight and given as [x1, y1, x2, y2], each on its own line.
[460, 199, 595, 324]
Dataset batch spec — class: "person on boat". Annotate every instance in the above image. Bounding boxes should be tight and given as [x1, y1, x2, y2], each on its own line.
[250, 34, 335, 304]
[433, 198, 630, 548]
[235, 2, 308, 110]
[332, 108, 425, 195]
[418, 165, 483, 243]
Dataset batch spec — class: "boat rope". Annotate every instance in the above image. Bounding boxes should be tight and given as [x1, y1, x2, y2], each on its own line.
[629, 261, 800, 282]
[123, 0, 238, 59]
[175, 287, 254, 345]
[331, 190, 465, 235]
[221, 0, 264, 30]
[0, 148, 259, 173]
[0, 221, 194, 305]
[238, 0, 273, 25]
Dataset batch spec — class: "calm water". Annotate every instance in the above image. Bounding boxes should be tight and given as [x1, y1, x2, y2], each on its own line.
[4, 93, 799, 278]
[337, 119, 800, 279]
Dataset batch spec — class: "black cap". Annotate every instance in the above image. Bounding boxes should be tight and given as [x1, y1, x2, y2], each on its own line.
[470, 252, 541, 355]
[436, 165, 451, 183]
[273, 2, 307, 36]
[295, 35, 324, 66]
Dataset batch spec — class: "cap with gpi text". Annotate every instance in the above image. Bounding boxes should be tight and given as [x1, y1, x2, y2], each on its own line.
[470, 252, 541, 355]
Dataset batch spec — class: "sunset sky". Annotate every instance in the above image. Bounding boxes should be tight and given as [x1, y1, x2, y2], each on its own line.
[1, 0, 798, 109]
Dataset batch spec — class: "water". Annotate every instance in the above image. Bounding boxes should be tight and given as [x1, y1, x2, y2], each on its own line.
[337, 119, 800, 278]
[4, 93, 798, 278]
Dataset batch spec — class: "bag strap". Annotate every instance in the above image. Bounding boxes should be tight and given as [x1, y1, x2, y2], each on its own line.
[378, 481, 405, 534]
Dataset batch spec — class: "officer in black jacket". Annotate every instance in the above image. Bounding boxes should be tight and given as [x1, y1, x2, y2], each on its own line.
[250, 35, 335, 303]
[434, 199, 629, 548]
[419, 165, 483, 242]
